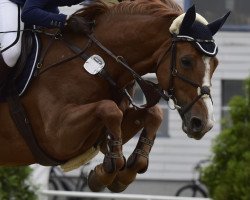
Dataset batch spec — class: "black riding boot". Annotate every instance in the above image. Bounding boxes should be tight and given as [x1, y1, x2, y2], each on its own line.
[0, 54, 11, 92]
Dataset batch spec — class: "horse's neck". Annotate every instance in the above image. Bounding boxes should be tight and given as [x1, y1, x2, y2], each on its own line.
[95, 16, 172, 87]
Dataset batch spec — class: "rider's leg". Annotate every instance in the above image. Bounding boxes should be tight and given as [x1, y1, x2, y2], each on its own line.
[0, 0, 24, 88]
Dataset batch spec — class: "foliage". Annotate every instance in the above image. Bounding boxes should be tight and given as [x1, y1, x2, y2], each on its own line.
[0, 166, 37, 200]
[201, 79, 250, 200]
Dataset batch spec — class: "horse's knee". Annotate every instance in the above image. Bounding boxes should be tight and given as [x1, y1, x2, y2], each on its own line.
[96, 100, 123, 123]
[145, 106, 163, 127]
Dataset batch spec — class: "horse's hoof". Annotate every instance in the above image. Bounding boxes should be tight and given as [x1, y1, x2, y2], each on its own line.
[107, 177, 128, 193]
[88, 170, 106, 192]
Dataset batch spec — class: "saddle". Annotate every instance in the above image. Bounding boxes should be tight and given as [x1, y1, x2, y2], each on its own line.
[0, 29, 40, 101]
[12, 30, 39, 95]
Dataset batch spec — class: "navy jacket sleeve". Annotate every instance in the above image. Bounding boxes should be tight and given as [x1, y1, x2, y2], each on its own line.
[21, 0, 83, 29]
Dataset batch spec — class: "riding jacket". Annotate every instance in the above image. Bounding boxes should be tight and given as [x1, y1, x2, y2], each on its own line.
[9, 0, 84, 28]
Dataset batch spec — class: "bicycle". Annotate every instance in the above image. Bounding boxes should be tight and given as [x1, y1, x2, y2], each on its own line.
[48, 163, 90, 200]
[175, 159, 209, 197]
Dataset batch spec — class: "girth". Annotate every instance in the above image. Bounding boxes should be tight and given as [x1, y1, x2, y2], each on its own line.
[7, 82, 65, 165]
[4, 30, 73, 166]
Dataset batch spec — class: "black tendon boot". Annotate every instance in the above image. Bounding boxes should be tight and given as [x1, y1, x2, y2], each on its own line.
[0, 54, 11, 93]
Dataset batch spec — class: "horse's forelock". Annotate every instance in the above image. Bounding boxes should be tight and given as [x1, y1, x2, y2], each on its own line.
[73, 0, 182, 21]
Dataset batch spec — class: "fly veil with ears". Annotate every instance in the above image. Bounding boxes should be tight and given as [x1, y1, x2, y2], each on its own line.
[169, 5, 231, 56]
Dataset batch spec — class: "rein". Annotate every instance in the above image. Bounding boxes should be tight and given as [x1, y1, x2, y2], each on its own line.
[31, 28, 212, 115]
[85, 34, 213, 116]
[33, 29, 169, 109]
[86, 34, 170, 108]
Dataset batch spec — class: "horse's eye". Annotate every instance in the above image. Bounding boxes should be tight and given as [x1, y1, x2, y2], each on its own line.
[181, 57, 193, 68]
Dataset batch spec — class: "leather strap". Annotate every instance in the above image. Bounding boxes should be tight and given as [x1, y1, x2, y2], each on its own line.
[7, 83, 65, 166]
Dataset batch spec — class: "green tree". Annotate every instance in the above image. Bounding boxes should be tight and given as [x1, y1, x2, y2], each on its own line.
[0, 166, 37, 200]
[201, 79, 250, 200]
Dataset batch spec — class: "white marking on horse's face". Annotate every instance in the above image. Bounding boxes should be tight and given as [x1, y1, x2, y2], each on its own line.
[199, 56, 215, 129]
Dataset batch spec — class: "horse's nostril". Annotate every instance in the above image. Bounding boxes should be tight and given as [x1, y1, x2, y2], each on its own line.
[190, 117, 203, 132]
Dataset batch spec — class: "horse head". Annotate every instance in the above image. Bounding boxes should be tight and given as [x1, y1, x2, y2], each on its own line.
[156, 5, 230, 139]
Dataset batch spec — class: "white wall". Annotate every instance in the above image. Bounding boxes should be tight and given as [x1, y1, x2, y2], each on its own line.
[174, 0, 184, 8]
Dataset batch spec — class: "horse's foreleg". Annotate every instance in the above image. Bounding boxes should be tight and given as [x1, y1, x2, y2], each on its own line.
[47, 100, 124, 192]
[88, 100, 125, 192]
[108, 105, 163, 192]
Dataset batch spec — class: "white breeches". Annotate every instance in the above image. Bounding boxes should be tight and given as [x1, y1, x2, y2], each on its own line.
[0, 0, 24, 67]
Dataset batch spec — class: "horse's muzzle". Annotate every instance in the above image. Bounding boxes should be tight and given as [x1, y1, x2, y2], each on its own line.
[182, 114, 213, 140]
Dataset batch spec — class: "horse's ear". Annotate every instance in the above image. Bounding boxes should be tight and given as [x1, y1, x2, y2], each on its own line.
[208, 11, 231, 36]
[179, 5, 196, 32]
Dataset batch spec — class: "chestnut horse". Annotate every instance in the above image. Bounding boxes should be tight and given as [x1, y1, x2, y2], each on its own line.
[0, 0, 229, 192]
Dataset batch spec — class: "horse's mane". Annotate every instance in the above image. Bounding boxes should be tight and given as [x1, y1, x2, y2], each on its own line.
[73, 0, 183, 21]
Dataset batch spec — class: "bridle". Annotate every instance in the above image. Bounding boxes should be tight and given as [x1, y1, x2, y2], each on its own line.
[34, 28, 213, 117]
[156, 35, 214, 117]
